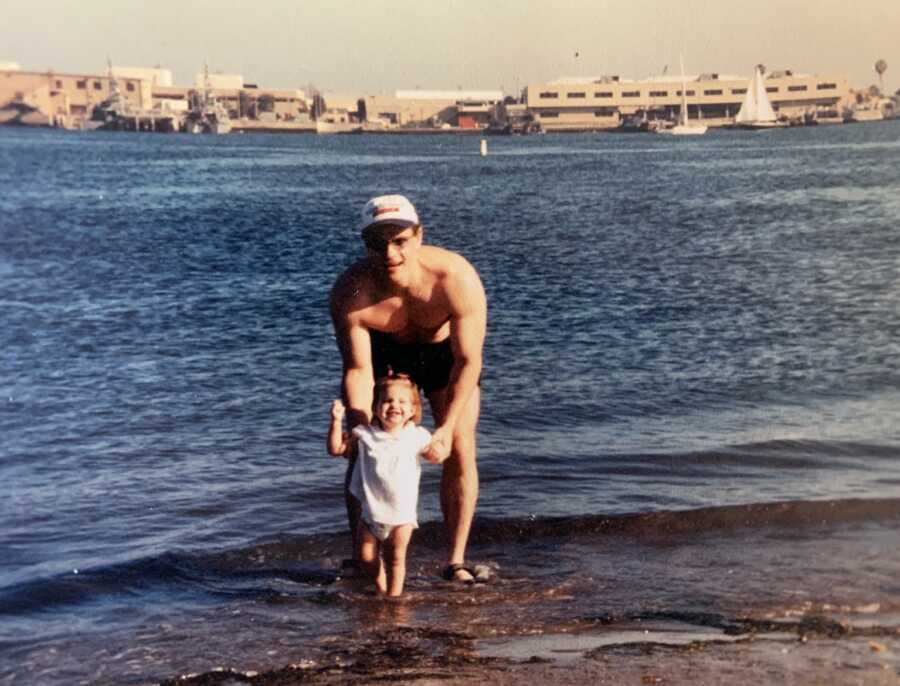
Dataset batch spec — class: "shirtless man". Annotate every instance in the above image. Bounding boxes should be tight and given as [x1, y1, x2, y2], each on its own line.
[330, 194, 486, 583]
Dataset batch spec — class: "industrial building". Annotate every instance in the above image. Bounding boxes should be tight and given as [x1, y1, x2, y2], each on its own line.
[525, 69, 853, 130]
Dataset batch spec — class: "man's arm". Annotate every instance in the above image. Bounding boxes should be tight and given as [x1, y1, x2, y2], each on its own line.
[330, 277, 375, 431]
[423, 259, 486, 462]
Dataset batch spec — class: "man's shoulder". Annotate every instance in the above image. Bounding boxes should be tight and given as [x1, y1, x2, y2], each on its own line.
[421, 245, 480, 283]
[330, 260, 377, 309]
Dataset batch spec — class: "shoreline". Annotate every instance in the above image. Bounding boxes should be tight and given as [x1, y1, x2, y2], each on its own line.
[6, 116, 899, 135]
[159, 620, 900, 685]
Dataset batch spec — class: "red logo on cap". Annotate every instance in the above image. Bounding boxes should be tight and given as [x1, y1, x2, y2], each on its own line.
[372, 207, 399, 217]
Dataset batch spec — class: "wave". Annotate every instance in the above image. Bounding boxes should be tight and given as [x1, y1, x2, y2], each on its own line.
[463, 496, 900, 545]
[2, 496, 898, 620]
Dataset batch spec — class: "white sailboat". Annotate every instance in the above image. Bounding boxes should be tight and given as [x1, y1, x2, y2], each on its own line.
[733, 65, 786, 129]
[659, 56, 707, 136]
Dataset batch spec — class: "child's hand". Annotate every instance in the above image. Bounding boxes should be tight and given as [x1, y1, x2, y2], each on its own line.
[331, 399, 345, 421]
[422, 427, 452, 464]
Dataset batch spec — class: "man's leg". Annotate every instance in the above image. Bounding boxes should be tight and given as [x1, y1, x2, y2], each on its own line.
[427, 387, 480, 581]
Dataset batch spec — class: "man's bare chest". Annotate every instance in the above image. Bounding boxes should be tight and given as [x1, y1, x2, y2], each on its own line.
[362, 295, 451, 342]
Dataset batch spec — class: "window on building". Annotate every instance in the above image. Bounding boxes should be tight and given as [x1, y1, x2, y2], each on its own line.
[766, 87, 779, 93]
[594, 109, 616, 117]
[540, 111, 559, 118]
[732, 88, 747, 95]
[817, 83, 836, 90]
[676, 90, 696, 97]
[93, 81, 102, 90]
[649, 90, 668, 97]
[704, 89, 723, 96]
[622, 90, 640, 97]
[567, 92, 586, 98]
[76, 80, 86, 89]
[594, 91, 613, 98]
[55, 80, 63, 88]
[539, 92, 558, 99]
[788, 85, 808, 92]
[126, 82, 135, 92]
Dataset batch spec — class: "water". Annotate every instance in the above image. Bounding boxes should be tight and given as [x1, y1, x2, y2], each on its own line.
[1, 124, 899, 684]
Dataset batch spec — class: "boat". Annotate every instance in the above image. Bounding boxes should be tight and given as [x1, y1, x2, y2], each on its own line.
[89, 58, 178, 132]
[805, 106, 844, 126]
[613, 109, 672, 133]
[315, 120, 362, 134]
[485, 103, 544, 135]
[315, 108, 362, 134]
[658, 56, 708, 136]
[732, 65, 787, 129]
[183, 62, 232, 134]
[848, 106, 884, 123]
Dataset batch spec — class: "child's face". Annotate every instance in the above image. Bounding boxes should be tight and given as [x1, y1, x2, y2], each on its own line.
[375, 384, 415, 431]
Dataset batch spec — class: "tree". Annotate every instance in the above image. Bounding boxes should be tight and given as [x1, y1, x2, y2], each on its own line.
[875, 59, 887, 95]
[239, 90, 256, 118]
[304, 84, 326, 120]
[311, 92, 326, 120]
[258, 94, 275, 113]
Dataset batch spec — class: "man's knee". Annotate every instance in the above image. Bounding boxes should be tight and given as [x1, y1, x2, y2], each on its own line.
[445, 436, 474, 470]
[442, 438, 477, 489]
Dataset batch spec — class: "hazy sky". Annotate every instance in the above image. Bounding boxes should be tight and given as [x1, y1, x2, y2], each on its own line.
[4, 0, 898, 95]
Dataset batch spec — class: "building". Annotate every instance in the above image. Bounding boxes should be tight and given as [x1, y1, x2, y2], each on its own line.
[1, 61, 312, 128]
[194, 72, 244, 90]
[112, 66, 173, 87]
[352, 89, 504, 127]
[1, 67, 152, 127]
[525, 69, 851, 131]
[154, 84, 309, 121]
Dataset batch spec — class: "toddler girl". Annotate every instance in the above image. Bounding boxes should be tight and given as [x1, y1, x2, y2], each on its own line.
[328, 374, 435, 596]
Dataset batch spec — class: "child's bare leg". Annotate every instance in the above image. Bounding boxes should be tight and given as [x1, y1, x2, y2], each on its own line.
[383, 525, 414, 597]
[356, 519, 386, 593]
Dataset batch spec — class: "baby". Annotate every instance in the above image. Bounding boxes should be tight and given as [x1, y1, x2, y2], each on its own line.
[328, 374, 439, 596]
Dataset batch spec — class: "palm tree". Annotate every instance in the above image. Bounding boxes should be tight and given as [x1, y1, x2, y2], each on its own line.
[875, 59, 887, 95]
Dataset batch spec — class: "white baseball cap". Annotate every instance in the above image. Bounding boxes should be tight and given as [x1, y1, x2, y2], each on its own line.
[359, 194, 420, 233]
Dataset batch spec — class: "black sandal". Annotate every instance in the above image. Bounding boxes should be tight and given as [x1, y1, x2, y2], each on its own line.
[442, 563, 491, 583]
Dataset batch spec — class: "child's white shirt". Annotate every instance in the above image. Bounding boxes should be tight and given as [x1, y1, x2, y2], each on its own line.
[349, 423, 432, 527]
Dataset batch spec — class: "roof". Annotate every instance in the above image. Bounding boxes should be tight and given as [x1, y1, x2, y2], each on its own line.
[395, 89, 503, 101]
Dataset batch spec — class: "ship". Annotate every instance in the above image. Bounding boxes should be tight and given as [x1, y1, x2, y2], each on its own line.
[183, 62, 232, 134]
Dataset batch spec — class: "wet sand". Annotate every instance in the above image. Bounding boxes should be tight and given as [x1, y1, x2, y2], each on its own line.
[161, 618, 899, 685]
[154, 510, 900, 686]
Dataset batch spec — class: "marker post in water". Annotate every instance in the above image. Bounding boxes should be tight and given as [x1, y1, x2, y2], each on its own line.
[480, 139, 487, 156]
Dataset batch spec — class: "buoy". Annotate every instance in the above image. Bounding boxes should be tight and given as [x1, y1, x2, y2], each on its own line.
[480, 139, 487, 156]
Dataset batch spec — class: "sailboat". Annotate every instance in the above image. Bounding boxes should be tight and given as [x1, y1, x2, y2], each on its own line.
[659, 56, 707, 136]
[732, 65, 786, 129]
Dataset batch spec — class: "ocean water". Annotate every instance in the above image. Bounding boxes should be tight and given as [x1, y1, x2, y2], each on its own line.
[1, 123, 899, 684]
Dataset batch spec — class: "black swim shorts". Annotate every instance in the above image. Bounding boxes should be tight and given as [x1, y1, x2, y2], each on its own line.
[370, 330, 454, 394]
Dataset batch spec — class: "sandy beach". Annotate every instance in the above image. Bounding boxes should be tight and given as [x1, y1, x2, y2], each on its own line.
[161, 620, 899, 685]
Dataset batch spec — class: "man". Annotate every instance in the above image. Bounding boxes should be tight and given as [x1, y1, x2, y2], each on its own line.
[330, 194, 486, 583]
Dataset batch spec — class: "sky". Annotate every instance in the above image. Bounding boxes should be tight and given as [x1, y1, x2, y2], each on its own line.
[3, 0, 899, 96]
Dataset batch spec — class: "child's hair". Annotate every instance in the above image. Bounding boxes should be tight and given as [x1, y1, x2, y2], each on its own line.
[372, 372, 423, 425]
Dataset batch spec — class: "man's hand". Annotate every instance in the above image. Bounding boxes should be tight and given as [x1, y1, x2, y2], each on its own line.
[331, 399, 345, 421]
[422, 426, 453, 464]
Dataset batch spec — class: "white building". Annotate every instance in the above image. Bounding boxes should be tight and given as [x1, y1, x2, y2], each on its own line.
[111, 66, 173, 87]
[195, 73, 244, 90]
